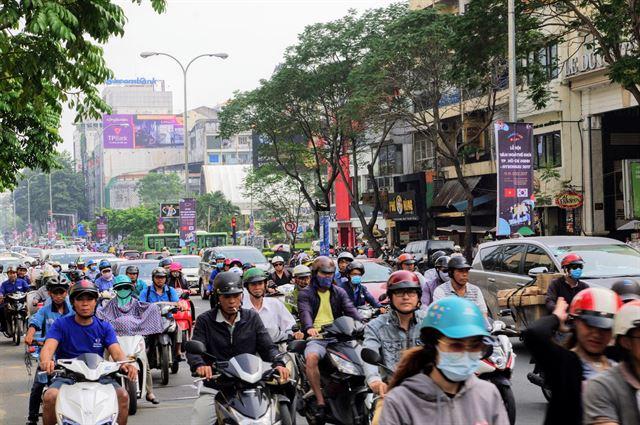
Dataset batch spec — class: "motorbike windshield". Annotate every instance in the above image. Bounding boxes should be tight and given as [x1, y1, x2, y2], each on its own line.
[75, 353, 104, 370]
[324, 316, 364, 337]
[227, 353, 266, 384]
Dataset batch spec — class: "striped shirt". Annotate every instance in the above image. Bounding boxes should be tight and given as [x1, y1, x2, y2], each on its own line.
[432, 281, 488, 314]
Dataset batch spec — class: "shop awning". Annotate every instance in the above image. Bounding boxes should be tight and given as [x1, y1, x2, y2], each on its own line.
[437, 224, 495, 234]
[452, 193, 496, 212]
[432, 177, 482, 209]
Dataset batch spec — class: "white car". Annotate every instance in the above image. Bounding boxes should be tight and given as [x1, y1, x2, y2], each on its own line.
[170, 255, 202, 291]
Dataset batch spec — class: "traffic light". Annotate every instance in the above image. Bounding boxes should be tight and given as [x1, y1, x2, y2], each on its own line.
[231, 217, 237, 228]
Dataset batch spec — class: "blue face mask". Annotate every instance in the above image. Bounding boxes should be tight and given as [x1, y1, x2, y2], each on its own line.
[317, 276, 333, 289]
[350, 275, 363, 285]
[436, 348, 482, 382]
[570, 268, 583, 280]
[216, 262, 224, 269]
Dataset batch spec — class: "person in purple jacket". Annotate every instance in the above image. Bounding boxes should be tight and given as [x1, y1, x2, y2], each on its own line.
[297, 256, 362, 421]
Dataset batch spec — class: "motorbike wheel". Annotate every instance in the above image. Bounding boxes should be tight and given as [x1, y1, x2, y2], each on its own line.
[279, 402, 294, 425]
[498, 385, 516, 425]
[160, 345, 170, 385]
[127, 379, 138, 415]
[171, 356, 179, 374]
[13, 317, 23, 346]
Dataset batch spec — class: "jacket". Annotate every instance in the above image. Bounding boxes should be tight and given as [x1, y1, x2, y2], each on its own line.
[186, 307, 281, 390]
[297, 282, 362, 332]
[0, 278, 30, 296]
[363, 310, 426, 385]
[380, 373, 509, 425]
[28, 298, 73, 335]
[94, 276, 114, 292]
[338, 281, 381, 308]
[545, 276, 588, 313]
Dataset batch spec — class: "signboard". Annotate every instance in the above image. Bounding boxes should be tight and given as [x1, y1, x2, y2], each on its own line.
[623, 160, 640, 219]
[495, 121, 535, 236]
[284, 221, 296, 233]
[96, 216, 108, 240]
[160, 203, 180, 219]
[319, 213, 330, 256]
[632, 162, 640, 219]
[77, 223, 86, 237]
[387, 191, 418, 221]
[103, 114, 184, 149]
[106, 77, 157, 85]
[179, 198, 197, 247]
[555, 190, 584, 210]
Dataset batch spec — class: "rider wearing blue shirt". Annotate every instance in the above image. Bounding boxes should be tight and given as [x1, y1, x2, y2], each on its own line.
[337, 261, 382, 309]
[17, 263, 32, 287]
[207, 254, 227, 295]
[0, 265, 30, 332]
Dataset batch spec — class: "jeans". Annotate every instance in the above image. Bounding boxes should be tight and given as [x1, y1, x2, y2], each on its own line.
[28, 367, 48, 420]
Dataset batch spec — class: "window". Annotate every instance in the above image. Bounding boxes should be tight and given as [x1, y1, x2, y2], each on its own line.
[222, 153, 237, 164]
[238, 153, 251, 164]
[208, 153, 219, 164]
[379, 143, 403, 176]
[524, 245, 556, 274]
[238, 135, 251, 147]
[207, 136, 221, 149]
[480, 246, 502, 271]
[534, 132, 562, 168]
[500, 244, 525, 274]
[221, 139, 233, 149]
[527, 44, 559, 82]
[414, 133, 436, 172]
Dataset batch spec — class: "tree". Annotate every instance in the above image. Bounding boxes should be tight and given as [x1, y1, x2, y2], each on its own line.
[0, 0, 165, 190]
[195, 191, 239, 233]
[137, 172, 183, 207]
[102, 206, 157, 249]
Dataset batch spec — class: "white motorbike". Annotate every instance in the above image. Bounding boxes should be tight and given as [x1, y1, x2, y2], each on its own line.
[116, 335, 148, 415]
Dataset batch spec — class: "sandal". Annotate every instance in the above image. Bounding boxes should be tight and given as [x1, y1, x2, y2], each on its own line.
[146, 395, 160, 405]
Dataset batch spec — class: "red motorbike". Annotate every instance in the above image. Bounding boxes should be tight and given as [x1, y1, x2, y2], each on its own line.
[174, 289, 194, 350]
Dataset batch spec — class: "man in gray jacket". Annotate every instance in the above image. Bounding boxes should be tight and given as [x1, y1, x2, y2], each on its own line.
[363, 270, 425, 396]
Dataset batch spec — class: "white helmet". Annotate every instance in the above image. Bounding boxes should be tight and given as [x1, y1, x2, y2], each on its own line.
[293, 265, 311, 277]
[613, 300, 640, 337]
[271, 256, 285, 264]
[337, 252, 354, 262]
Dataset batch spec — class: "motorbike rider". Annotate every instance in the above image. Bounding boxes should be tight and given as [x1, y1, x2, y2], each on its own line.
[522, 288, 622, 425]
[85, 259, 99, 281]
[39, 280, 138, 425]
[24, 275, 73, 425]
[75, 260, 87, 275]
[0, 265, 30, 332]
[396, 253, 426, 286]
[242, 267, 303, 341]
[285, 264, 312, 315]
[94, 260, 115, 292]
[421, 255, 450, 307]
[168, 262, 189, 290]
[423, 250, 446, 282]
[125, 265, 147, 296]
[159, 257, 173, 273]
[67, 269, 85, 286]
[187, 271, 290, 425]
[96, 275, 163, 405]
[268, 255, 292, 288]
[17, 263, 32, 287]
[363, 270, 427, 398]
[49, 261, 62, 275]
[432, 256, 488, 316]
[611, 278, 640, 303]
[338, 260, 382, 310]
[545, 253, 589, 313]
[207, 253, 226, 285]
[297, 256, 362, 420]
[335, 251, 354, 282]
[379, 297, 509, 425]
[583, 300, 640, 425]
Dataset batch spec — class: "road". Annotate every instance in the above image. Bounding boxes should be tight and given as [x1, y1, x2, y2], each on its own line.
[0, 296, 546, 424]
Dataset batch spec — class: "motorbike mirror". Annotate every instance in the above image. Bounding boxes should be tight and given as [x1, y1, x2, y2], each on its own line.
[528, 266, 548, 277]
[287, 339, 307, 354]
[378, 293, 388, 302]
[184, 340, 206, 355]
[361, 348, 382, 366]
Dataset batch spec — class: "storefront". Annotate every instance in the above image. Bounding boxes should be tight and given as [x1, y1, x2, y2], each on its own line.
[386, 190, 421, 246]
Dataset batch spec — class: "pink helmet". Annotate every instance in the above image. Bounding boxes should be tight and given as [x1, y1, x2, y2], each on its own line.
[169, 263, 182, 272]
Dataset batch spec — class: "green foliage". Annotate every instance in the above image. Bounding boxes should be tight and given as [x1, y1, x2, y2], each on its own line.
[102, 206, 157, 248]
[136, 172, 183, 207]
[0, 0, 166, 190]
[196, 191, 239, 233]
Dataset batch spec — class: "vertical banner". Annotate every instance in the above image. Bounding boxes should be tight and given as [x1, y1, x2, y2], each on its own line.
[96, 216, 108, 240]
[179, 198, 197, 247]
[495, 121, 535, 236]
[630, 161, 640, 219]
[319, 213, 330, 256]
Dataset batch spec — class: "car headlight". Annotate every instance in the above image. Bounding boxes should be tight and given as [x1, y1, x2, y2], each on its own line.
[489, 347, 506, 369]
[329, 352, 361, 376]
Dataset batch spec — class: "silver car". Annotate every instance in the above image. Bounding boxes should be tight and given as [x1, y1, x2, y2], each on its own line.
[469, 236, 640, 318]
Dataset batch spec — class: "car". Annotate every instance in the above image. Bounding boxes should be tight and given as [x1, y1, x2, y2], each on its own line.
[142, 251, 164, 260]
[169, 255, 201, 292]
[7, 251, 37, 265]
[119, 250, 141, 260]
[114, 259, 158, 284]
[198, 246, 270, 298]
[349, 258, 393, 301]
[403, 239, 455, 270]
[469, 236, 640, 319]
[44, 251, 85, 272]
[25, 247, 44, 260]
[74, 252, 116, 266]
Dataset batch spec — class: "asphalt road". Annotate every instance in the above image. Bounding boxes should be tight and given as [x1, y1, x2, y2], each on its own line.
[0, 296, 547, 424]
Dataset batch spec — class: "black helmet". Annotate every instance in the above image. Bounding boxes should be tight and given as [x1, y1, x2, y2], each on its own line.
[447, 256, 472, 277]
[68, 270, 85, 282]
[125, 265, 139, 275]
[346, 261, 365, 275]
[69, 280, 99, 302]
[311, 256, 336, 275]
[214, 271, 244, 296]
[152, 267, 167, 278]
[430, 250, 446, 265]
[159, 258, 173, 268]
[45, 275, 70, 291]
[611, 279, 640, 303]
[434, 255, 450, 270]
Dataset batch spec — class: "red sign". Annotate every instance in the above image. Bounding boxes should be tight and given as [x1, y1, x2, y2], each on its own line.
[284, 221, 296, 232]
[555, 190, 584, 209]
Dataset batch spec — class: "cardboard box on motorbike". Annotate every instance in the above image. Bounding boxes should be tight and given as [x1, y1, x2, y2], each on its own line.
[497, 273, 562, 330]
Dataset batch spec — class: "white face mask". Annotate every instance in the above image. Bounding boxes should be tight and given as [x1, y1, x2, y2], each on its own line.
[438, 270, 450, 282]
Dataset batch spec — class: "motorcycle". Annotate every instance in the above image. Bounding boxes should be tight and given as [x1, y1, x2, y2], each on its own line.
[37, 353, 132, 425]
[146, 302, 179, 385]
[360, 348, 394, 423]
[3, 291, 28, 345]
[174, 289, 195, 350]
[117, 335, 148, 415]
[185, 340, 296, 425]
[477, 319, 519, 425]
[289, 316, 370, 425]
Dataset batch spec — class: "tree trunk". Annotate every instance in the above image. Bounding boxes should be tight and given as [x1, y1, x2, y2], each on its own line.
[464, 192, 474, 262]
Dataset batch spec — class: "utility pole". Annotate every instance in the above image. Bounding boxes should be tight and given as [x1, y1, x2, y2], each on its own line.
[508, 0, 517, 122]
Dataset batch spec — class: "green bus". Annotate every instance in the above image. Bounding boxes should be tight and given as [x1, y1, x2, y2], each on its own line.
[143, 231, 228, 253]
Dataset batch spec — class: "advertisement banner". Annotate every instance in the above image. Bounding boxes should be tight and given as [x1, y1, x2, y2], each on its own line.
[631, 162, 640, 219]
[160, 203, 180, 219]
[96, 216, 108, 240]
[319, 213, 330, 256]
[386, 191, 418, 221]
[179, 198, 197, 247]
[495, 121, 535, 236]
[103, 114, 184, 149]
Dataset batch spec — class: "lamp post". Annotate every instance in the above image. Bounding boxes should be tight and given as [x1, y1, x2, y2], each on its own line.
[24, 174, 39, 226]
[508, 0, 517, 121]
[140, 51, 228, 195]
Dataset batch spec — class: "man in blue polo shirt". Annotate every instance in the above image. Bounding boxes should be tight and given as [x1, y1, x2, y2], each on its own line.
[0, 265, 30, 332]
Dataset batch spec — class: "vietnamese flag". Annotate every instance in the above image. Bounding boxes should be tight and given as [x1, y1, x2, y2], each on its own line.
[504, 188, 516, 198]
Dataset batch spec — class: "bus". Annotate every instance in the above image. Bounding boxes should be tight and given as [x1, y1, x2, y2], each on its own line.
[143, 231, 228, 253]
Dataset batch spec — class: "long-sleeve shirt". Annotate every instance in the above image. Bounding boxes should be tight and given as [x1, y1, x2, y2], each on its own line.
[0, 278, 30, 296]
[242, 296, 297, 340]
[337, 281, 381, 308]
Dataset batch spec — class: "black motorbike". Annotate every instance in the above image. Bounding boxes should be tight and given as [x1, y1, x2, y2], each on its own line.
[185, 340, 296, 425]
[146, 302, 179, 385]
[289, 316, 370, 425]
[3, 291, 28, 345]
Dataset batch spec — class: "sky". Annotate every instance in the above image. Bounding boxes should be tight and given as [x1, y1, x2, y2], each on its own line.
[60, 0, 399, 154]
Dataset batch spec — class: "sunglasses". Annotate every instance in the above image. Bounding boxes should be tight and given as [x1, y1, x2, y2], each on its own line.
[274, 263, 284, 267]
[568, 264, 583, 270]
[101, 269, 111, 273]
[438, 338, 486, 353]
[51, 289, 67, 295]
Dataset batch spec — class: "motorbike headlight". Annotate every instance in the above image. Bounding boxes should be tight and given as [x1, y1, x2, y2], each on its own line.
[236, 407, 273, 424]
[329, 352, 361, 376]
[489, 347, 506, 369]
[60, 416, 81, 425]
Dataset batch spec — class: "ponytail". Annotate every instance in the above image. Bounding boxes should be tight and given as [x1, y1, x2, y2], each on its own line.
[388, 328, 440, 390]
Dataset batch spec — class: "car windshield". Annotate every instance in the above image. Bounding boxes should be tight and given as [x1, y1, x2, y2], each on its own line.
[219, 249, 267, 264]
[172, 257, 200, 269]
[553, 244, 640, 278]
[0, 258, 21, 269]
[79, 253, 115, 262]
[362, 262, 392, 283]
[49, 253, 80, 264]
[118, 262, 157, 280]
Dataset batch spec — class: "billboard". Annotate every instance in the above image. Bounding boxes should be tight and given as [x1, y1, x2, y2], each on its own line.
[103, 114, 184, 149]
[495, 121, 535, 236]
[160, 203, 180, 219]
[179, 198, 197, 247]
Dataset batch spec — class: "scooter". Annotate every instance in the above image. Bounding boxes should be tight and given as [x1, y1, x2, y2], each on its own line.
[185, 340, 296, 425]
[146, 302, 179, 385]
[3, 291, 28, 345]
[117, 335, 148, 415]
[289, 316, 370, 425]
[174, 290, 195, 349]
[37, 353, 131, 425]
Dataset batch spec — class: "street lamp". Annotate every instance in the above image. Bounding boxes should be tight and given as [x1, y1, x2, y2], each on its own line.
[140, 51, 228, 195]
[24, 174, 39, 226]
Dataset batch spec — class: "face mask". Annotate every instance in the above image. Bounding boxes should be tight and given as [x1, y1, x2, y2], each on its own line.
[101, 271, 113, 280]
[90, 266, 97, 271]
[115, 288, 132, 307]
[317, 276, 333, 289]
[350, 275, 363, 285]
[570, 268, 582, 280]
[437, 270, 450, 282]
[216, 263, 224, 269]
[436, 348, 482, 382]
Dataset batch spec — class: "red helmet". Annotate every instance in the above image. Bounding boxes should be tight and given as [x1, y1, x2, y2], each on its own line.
[169, 263, 182, 272]
[397, 253, 416, 265]
[386, 271, 422, 297]
[561, 253, 584, 268]
[569, 288, 622, 329]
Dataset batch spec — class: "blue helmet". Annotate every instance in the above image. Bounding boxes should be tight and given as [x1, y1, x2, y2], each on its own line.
[215, 253, 226, 260]
[421, 297, 489, 339]
[98, 259, 112, 270]
[86, 259, 96, 267]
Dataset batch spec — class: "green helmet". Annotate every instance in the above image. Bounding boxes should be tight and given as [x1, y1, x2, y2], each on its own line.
[214, 271, 244, 296]
[113, 275, 134, 291]
[421, 297, 489, 340]
[243, 267, 267, 286]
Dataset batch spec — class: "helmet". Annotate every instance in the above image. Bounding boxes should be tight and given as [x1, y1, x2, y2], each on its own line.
[397, 253, 416, 265]
[69, 280, 99, 302]
[152, 267, 168, 278]
[68, 263, 76, 270]
[213, 271, 244, 296]
[98, 259, 111, 270]
[311, 256, 336, 275]
[453, 245, 462, 253]
[561, 253, 584, 268]
[6, 265, 17, 273]
[569, 288, 622, 329]
[86, 259, 96, 267]
[75, 260, 85, 267]
[386, 270, 422, 298]
[346, 261, 365, 275]
[224, 258, 231, 266]
[421, 297, 490, 339]
[113, 275, 134, 290]
[434, 255, 450, 270]
[271, 256, 285, 264]
[17, 263, 28, 271]
[337, 252, 354, 262]
[49, 261, 61, 268]
[68, 270, 85, 282]
[611, 279, 640, 303]
[613, 300, 640, 337]
[293, 265, 311, 277]
[215, 253, 226, 260]
[125, 265, 139, 275]
[447, 256, 471, 276]
[242, 262, 253, 270]
[45, 275, 70, 291]
[169, 263, 182, 272]
[243, 267, 267, 285]
[159, 258, 173, 268]
[430, 250, 446, 265]
[229, 258, 243, 268]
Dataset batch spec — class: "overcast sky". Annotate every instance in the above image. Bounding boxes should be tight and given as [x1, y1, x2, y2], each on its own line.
[60, 0, 398, 154]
